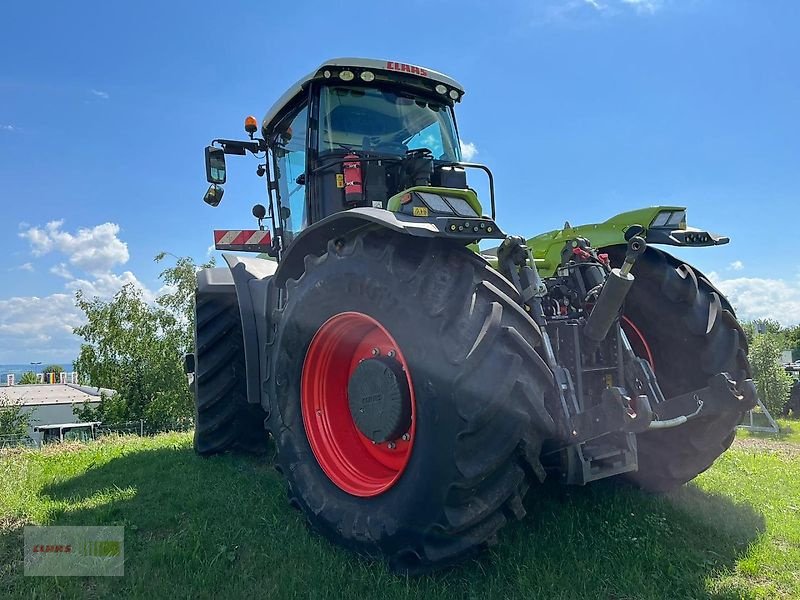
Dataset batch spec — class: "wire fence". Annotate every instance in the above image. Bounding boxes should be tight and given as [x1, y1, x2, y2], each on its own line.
[0, 419, 194, 450]
[0, 435, 38, 450]
[96, 419, 194, 437]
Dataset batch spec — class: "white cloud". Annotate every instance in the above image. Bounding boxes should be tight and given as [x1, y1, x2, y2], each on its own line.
[0, 293, 85, 363]
[620, 0, 662, 13]
[20, 220, 129, 273]
[16, 263, 34, 272]
[50, 263, 73, 279]
[460, 140, 478, 161]
[91, 89, 110, 100]
[66, 270, 155, 303]
[3, 219, 163, 363]
[728, 260, 744, 271]
[707, 274, 800, 327]
[584, 0, 605, 9]
[1, 124, 15, 132]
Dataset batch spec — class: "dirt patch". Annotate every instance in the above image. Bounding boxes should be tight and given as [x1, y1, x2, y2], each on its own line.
[732, 437, 800, 458]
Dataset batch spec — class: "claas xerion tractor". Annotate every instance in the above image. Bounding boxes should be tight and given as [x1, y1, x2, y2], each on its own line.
[187, 58, 756, 572]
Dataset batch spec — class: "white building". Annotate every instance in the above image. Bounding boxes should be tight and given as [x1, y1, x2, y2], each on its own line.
[0, 384, 112, 445]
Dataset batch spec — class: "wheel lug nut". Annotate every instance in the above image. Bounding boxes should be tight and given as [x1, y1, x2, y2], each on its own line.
[371, 348, 380, 356]
[387, 350, 396, 358]
[387, 442, 396, 450]
[401, 433, 410, 441]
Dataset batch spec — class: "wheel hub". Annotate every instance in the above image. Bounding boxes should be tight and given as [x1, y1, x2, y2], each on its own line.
[348, 357, 411, 443]
[301, 312, 416, 497]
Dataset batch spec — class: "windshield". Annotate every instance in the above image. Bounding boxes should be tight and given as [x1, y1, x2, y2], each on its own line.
[318, 85, 461, 161]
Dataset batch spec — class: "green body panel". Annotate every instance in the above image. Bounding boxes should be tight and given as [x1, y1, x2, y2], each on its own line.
[386, 186, 483, 216]
[526, 205, 685, 276]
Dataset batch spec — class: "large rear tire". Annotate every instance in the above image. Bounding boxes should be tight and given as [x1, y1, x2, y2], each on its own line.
[606, 247, 751, 492]
[269, 230, 555, 572]
[193, 290, 268, 456]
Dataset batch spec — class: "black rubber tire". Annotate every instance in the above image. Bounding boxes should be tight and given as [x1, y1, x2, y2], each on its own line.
[193, 290, 268, 456]
[783, 381, 800, 417]
[605, 247, 751, 492]
[269, 229, 555, 573]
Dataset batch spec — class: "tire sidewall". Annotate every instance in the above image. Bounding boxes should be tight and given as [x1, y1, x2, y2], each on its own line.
[272, 243, 474, 554]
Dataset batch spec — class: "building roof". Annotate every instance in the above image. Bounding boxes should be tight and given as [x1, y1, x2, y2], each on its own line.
[34, 422, 101, 431]
[0, 384, 112, 406]
[262, 57, 466, 132]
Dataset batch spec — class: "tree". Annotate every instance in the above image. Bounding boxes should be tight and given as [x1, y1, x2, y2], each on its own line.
[749, 331, 794, 416]
[73, 254, 212, 430]
[742, 319, 785, 347]
[0, 393, 34, 437]
[18, 371, 38, 385]
[785, 324, 800, 362]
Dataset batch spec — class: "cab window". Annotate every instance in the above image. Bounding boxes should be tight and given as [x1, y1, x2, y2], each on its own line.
[271, 103, 309, 241]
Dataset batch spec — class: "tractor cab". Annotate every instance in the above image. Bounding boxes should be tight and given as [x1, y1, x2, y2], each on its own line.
[204, 58, 494, 257]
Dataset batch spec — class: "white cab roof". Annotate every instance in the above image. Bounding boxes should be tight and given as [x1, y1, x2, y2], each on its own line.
[262, 57, 465, 131]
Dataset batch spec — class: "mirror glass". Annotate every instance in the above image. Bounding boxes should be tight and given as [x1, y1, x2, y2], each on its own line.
[205, 146, 227, 184]
[203, 184, 224, 207]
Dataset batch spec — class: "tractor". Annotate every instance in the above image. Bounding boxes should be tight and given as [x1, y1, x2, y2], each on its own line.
[188, 58, 756, 572]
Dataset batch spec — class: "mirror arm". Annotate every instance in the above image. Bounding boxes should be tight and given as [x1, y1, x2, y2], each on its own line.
[212, 138, 267, 156]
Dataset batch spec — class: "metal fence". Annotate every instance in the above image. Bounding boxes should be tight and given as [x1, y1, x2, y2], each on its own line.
[95, 419, 193, 437]
[0, 434, 38, 449]
[0, 420, 194, 451]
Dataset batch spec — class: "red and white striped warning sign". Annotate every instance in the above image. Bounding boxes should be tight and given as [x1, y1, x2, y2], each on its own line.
[213, 229, 272, 252]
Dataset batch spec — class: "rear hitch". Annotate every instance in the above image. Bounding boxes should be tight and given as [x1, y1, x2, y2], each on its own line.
[647, 373, 757, 429]
[568, 387, 653, 444]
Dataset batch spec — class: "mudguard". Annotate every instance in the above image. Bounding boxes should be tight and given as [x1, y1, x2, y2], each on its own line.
[275, 206, 496, 286]
[527, 206, 729, 277]
[220, 255, 278, 409]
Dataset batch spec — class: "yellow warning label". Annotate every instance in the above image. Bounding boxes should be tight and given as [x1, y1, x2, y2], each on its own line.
[412, 206, 429, 217]
[336, 174, 344, 188]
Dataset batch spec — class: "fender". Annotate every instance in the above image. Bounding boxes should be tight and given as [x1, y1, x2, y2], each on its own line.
[221, 255, 278, 409]
[527, 206, 729, 278]
[275, 206, 497, 287]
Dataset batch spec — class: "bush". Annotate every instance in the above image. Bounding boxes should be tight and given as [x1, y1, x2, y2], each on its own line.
[18, 371, 38, 385]
[749, 332, 794, 416]
[0, 393, 34, 437]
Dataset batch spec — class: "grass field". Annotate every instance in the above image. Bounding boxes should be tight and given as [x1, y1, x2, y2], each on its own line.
[737, 417, 800, 444]
[1, 430, 798, 600]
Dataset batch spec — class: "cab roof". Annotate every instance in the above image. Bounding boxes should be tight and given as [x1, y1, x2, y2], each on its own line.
[262, 57, 466, 133]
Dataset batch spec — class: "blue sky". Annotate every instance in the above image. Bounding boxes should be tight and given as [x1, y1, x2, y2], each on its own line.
[1, 0, 798, 363]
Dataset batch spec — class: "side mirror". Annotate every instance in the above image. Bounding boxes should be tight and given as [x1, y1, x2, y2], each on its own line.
[205, 146, 227, 184]
[203, 184, 224, 207]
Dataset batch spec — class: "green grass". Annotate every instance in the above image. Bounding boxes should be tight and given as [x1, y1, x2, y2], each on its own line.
[737, 417, 800, 444]
[1, 433, 798, 600]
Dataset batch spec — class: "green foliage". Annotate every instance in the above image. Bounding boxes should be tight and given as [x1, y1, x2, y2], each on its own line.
[72, 254, 212, 430]
[18, 372, 38, 385]
[742, 319, 784, 346]
[0, 393, 34, 437]
[749, 332, 794, 416]
[43, 364, 64, 376]
[785, 324, 800, 361]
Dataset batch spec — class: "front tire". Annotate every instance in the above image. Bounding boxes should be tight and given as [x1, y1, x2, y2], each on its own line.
[270, 230, 555, 572]
[607, 247, 751, 492]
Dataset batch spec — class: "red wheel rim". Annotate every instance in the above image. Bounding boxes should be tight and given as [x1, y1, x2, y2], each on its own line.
[621, 315, 655, 370]
[301, 312, 416, 497]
